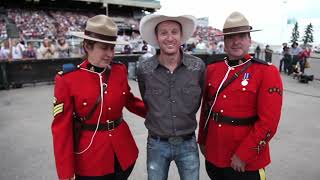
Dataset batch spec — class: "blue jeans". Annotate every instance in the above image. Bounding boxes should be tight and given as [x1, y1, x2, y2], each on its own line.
[146, 135, 200, 180]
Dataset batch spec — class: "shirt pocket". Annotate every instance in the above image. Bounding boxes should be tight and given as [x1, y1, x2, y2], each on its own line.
[74, 96, 96, 118]
[181, 84, 202, 111]
[231, 84, 257, 110]
[144, 88, 163, 104]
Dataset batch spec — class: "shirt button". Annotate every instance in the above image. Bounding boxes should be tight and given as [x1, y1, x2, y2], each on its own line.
[220, 109, 224, 113]
[122, 92, 126, 95]
[172, 100, 175, 103]
[167, 71, 170, 74]
[208, 83, 212, 87]
[223, 95, 227, 98]
[108, 107, 111, 110]
[218, 124, 222, 127]
[242, 87, 246, 91]
[172, 115, 177, 118]
[109, 134, 112, 137]
[231, 67, 235, 70]
[83, 102, 87, 106]
[104, 91, 107, 94]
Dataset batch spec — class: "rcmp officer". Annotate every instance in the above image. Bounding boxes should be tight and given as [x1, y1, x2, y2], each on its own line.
[198, 12, 283, 180]
[51, 15, 146, 180]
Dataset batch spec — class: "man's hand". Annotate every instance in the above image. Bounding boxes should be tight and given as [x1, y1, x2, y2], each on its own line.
[199, 144, 206, 156]
[230, 154, 246, 172]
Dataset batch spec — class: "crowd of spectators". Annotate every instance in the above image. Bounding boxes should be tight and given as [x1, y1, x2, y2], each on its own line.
[185, 26, 224, 54]
[0, 37, 74, 60]
[0, 8, 229, 60]
[6, 8, 94, 39]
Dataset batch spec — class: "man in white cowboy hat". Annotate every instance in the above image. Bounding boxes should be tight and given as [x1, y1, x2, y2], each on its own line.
[198, 11, 283, 180]
[52, 15, 146, 180]
[137, 13, 205, 180]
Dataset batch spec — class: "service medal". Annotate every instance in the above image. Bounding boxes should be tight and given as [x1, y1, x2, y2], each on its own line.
[241, 80, 248, 86]
[241, 73, 250, 86]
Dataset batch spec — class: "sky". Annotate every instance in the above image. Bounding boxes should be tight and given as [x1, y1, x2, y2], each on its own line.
[156, 0, 320, 45]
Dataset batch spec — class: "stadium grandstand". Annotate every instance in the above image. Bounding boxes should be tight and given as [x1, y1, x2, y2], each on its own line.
[0, 0, 160, 39]
[0, 0, 225, 60]
[0, 0, 161, 57]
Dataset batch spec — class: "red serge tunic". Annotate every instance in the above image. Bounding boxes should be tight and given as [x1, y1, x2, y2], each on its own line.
[52, 60, 146, 179]
[198, 56, 283, 170]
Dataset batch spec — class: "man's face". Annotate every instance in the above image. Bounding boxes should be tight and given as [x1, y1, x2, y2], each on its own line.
[224, 33, 251, 60]
[156, 21, 182, 55]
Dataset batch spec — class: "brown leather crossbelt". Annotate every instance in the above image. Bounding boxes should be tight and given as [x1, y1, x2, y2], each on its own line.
[210, 112, 257, 126]
[79, 116, 123, 131]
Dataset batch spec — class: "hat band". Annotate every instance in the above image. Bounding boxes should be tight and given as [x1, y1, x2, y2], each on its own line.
[84, 30, 117, 41]
[223, 26, 252, 33]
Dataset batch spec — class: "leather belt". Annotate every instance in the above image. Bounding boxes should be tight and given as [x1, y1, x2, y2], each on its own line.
[210, 112, 257, 126]
[149, 132, 195, 141]
[80, 116, 123, 131]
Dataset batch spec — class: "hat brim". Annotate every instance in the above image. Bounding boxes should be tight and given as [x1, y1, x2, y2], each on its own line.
[216, 29, 262, 36]
[139, 14, 196, 48]
[70, 32, 128, 45]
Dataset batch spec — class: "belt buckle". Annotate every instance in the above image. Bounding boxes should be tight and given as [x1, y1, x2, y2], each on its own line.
[107, 120, 115, 131]
[168, 136, 183, 145]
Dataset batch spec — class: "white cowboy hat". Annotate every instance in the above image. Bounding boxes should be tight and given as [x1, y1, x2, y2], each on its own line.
[70, 15, 127, 45]
[219, 11, 261, 36]
[139, 13, 197, 48]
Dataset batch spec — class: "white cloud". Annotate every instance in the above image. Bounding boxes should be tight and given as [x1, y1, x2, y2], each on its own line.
[157, 0, 320, 45]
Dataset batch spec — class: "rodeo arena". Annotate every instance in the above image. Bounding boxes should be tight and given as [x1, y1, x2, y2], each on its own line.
[0, 0, 320, 180]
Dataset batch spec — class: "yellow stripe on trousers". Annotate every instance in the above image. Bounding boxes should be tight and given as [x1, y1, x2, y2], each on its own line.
[259, 168, 266, 180]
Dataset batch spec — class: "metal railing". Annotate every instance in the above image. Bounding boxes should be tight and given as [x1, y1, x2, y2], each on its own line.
[0, 54, 228, 89]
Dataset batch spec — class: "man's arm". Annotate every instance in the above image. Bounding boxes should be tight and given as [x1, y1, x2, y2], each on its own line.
[136, 62, 146, 100]
[233, 65, 283, 166]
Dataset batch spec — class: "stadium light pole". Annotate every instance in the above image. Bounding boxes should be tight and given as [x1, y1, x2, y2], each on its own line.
[281, 0, 288, 44]
[104, 2, 109, 16]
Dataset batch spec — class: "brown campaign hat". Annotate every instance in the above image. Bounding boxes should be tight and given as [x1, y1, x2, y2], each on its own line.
[219, 11, 261, 36]
[70, 15, 127, 45]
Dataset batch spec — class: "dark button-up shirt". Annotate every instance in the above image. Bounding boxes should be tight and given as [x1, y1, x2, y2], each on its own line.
[137, 53, 205, 137]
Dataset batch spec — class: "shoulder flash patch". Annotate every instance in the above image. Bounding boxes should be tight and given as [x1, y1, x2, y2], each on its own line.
[58, 63, 78, 75]
[251, 58, 270, 65]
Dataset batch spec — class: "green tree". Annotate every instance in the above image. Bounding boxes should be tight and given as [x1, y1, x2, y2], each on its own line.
[302, 23, 314, 46]
[291, 22, 299, 43]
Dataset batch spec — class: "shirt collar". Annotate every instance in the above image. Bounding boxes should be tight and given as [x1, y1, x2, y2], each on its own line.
[150, 51, 190, 70]
[79, 59, 111, 73]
